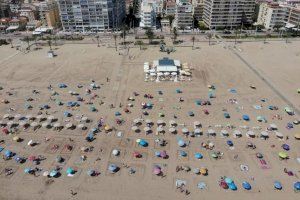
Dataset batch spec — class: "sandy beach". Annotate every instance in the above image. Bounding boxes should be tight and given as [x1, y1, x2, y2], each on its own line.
[0, 41, 299, 200]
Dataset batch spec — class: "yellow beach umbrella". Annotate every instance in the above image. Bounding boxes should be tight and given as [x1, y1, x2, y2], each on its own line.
[278, 152, 288, 159]
[13, 136, 19, 141]
[104, 125, 110, 131]
[200, 168, 207, 175]
[294, 133, 300, 140]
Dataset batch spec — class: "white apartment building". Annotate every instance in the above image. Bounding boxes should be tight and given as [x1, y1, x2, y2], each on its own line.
[192, 0, 204, 21]
[140, 3, 156, 27]
[175, 0, 193, 29]
[287, 5, 300, 27]
[57, 0, 126, 32]
[203, 0, 256, 29]
[257, 2, 288, 29]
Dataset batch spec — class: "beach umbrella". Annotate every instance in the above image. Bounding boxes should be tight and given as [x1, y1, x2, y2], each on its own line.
[220, 181, 228, 189]
[224, 112, 230, 118]
[211, 152, 218, 159]
[133, 118, 141, 124]
[169, 127, 176, 132]
[193, 168, 200, 174]
[58, 83, 67, 88]
[169, 120, 176, 126]
[257, 116, 266, 122]
[65, 123, 73, 129]
[194, 153, 203, 159]
[242, 115, 250, 121]
[233, 130, 242, 136]
[153, 166, 161, 175]
[77, 124, 86, 129]
[42, 122, 50, 128]
[30, 122, 38, 127]
[64, 111, 71, 117]
[278, 152, 288, 159]
[294, 133, 300, 140]
[274, 181, 282, 190]
[157, 120, 164, 125]
[194, 128, 202, 135]
[138, 139, 148, 147]
[195, 100, 202, 105]
[294, 182, 300, 191]
[208, 129, 215, 135]
[200, 168, 207, 175]
[66, 167, 74, 175]
[193, 121, 201, 127]
[7, 121, 14, 127]
[115, 111, 121, 116]
[225, 178, 233, 184]
[81, 116, 88, 122]
[47, 115, 55, 121]
[182, 128, 189, 134]
[36, 115, 44, 121]
[178, 140, 185, 147]
[112, 149, 120, 156]
[256, 153, 263, 159]
[143, 127, 151, 133]
[160, 150, 167, 158]
[24, 168, 33, 174]
[43, 171, 49, 177]
[242, 182, 251, 190]
[155, 151, 161, 157]
[50, 170, 58, 177]
[269, 123, 277, 130]
[13, 136, 20, 142]
[246, 131, 255, 137]
[14, 114, 21, 120]
[188, 111, 194, 116]
[275, 132, 283, 138]
[227, 140, 233, 146]
[260, 131, 269, 137]
[145, 119, 152, 124]
[221, 130, 229, 136]
[282, 144, 290, 151]
[228, 182, 237, 190]
[5, 150, 12, 158]
[179, 150, 187, 157]
[87, 169, 95, 176]
[3, 114, 10, 119]
[157, 126, 164, 132]
[108, 164, 118, 173]
[131, 126, 139, 131]
[53, 123, 61, 129]
[56, 155, 63, 163]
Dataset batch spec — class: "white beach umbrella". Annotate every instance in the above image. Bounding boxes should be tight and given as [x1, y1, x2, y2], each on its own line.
[53, 123, 61, 128]
[208, 129, 215, 135]
[131, 126, 139, 131]
[3, 114, 10, 119]
[275, 131, 283, 138]
[169, 120, 176, 125]
[221, 129, 229, 136]
[14, 114, 22, 120]
[246, 131, 255, 137]
[233, 130, 242, 136]
[65, 123, 73, 129]
[30, 122, 38, 127]
[144, 127, 151, 132]
[145, 119, 152, 124]
[157, 126, 164, 132]
[157, 119, 164, 125]
[42, 122, 50, 128]
[77, 124, 86, 129]
[260, 131, 269, 137]
[194, 128, 202, 134]
[81, 116, 88, 122]
[169, 127, 176, 133]
[47, 115, 55, 121]
[182, 128, 189, 133]
[194, 121, 201, 126]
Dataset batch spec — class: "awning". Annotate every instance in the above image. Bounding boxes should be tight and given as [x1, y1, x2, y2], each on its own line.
[6, 26, 19, 31]
[157, 65, 177, 72]
[285, 23, 295, 29]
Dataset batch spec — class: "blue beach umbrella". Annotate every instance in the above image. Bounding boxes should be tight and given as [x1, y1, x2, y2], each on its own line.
[178, 140, 185, 147]
[139, 139, 148, 147]
[108, 164, 118, 173]
[179, 150, 187, 157]
[294, 182, 300, 191]
[66, 167, 74, 175]
[227, 140, 233, 147]
[228, 182, 237, 190]
[224, 112, 230, 118]
[64, 111, 71, 117]
[87, 169, 95, 176]
[5, 150, 12, 158]
[24, 168, 33, 174]
[242, 182, 251, 190]
[274, 181, 282, 190]
[194, 153, 203, 159]
[242, 115, 250, 121]
[50, 170, 58, 177]
[225, 177, 233, 184]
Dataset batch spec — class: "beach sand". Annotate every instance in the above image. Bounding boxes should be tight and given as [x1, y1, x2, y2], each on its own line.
[0, 41, 299, 200]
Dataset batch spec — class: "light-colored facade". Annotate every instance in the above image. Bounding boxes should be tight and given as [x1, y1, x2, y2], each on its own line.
[192, 0, 204, 21]
[57, 0, 126, 32]
[38, 0, 61, 28]
[257, 2, 288, 29]
[140, 3, 156, 27]
[287, 6, 300, 27]
[203, 0, 256, 29]
[175, 0, 193, 29]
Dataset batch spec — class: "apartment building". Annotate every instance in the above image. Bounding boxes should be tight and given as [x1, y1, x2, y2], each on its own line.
[192, 0, 204, 21]
[257, 2, 288, 29]
[175, 0, 193, 29]
[57, 0, 126, 32]
[38, 0, 61, 28]
[165, 0, 176, 15]
[287, 5, 300, 27]
[203, 0, 256, 29]
[140, 2, 156, 27]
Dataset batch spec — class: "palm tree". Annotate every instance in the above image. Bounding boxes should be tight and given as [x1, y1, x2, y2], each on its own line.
[23, 36, 31, 50]
[191, 36, 195, 49]
[167, 15, 175, 32]
[113, 34, 118, 51]
[7, 38, 13, 48]
[145, 28, 155, 44]
[172, 27, 178, 44]
[136, 40, 144, 50]
[207, 32, 212, 46]
[48, 39, 52, 51]
[95, 35, 100, 47]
